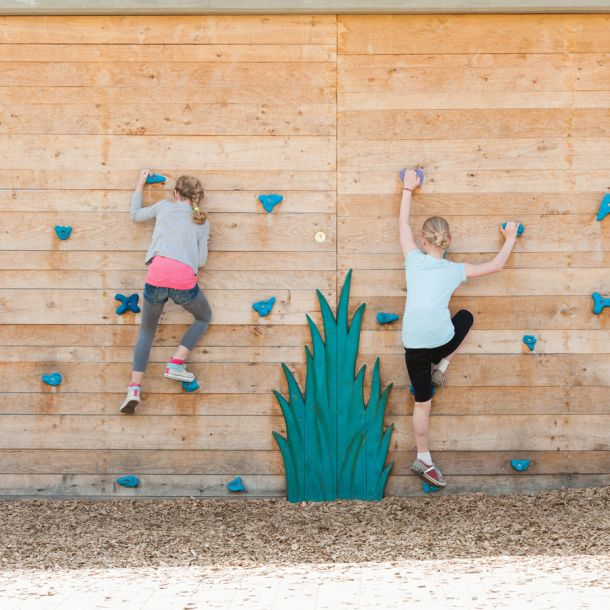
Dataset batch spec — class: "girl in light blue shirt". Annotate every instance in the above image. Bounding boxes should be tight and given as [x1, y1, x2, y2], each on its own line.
[399, 168, 519, 488]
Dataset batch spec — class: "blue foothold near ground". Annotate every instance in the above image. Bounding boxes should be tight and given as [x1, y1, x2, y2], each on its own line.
[522, 335, 537, 351]
[376, 312, 399, 325]
[42, 372, 62, 386]
[501, 222, 524, 237]
[116, 475, 140, 488]
[227, 476, 246, 492]
[399, 167, 425, 185]
[409, 384, 436, 398]
[257, 193, 284, 213]
[252, 296, 276, 317]
[54, 225, 72, 240]
[423, 482, 440, 493]
[592, 291, 610, 315]
[182, 378, 200, 393]
[596, 193, 610, 222]
[511, 459, 531, 472]
[115, 293, 141, 315]
[145, 173, 166, 184]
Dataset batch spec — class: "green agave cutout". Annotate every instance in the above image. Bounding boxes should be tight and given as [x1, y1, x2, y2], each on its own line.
[273, 270, 394, 502]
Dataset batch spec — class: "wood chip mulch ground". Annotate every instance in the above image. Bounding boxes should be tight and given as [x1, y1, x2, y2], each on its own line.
[1, 486, 608, 570]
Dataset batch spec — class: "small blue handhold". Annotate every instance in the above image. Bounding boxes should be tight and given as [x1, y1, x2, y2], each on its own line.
[409, 384, 436, 398]
[377, 312, 399, 325]
[423, 482, 440, 493]
[522, 335, 537, 351]
[511, 459, 531, 472]
[252, 296, 276, 317]
[42, 372, 62, 386]
[399, 167, 425, 186]
[227, 477, 246, 493]
[182, 378, 200, 393]
[115, 293, 141, 315]
[501, 222, 524, 237]
[592, 291, 610, 315]
[145, 173, 166, 184]
[116, 475, 140, 488]
[596, 193, 610, 222]
[54, 225, 72, 240]
[258, 193, 283, 213]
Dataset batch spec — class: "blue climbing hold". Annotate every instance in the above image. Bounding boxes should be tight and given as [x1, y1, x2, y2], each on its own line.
[399, 167, 425, 186]
[522, 335, 537, 351]
[145, 173, 166, 184]
[511, 459, 531, 472]
[54, 225, 72, 240]
[377, 312, 399, 325]
[596, 193, 610, 222]
[116, 475, 140, 488]
[409, 384, 436, 398]
[501, 222, 524, 237]
[227, 477, 246, 492]
[592, 291, 610, 315]
[258, 193, 283, 213]
[182, 378, 200, 393]
[42, 372, 62, 386]
[252, 296, 276, 317]
[423, 482, 440, 493]
[115, 293, 141, 315]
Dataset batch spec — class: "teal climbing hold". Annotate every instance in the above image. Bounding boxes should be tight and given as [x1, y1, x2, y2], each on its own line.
[597, 193, 610, 222]
[54, 225, 72, 240]
[522, 335, 537, 351]
[116, 475, 140, 488]
[501, 222, 524, 237]
[42, 372, 62, 386]
[592, 292, 610, 315]
[145, 173, 166, 184]
[511, 459, 531, 472]
[227, 477, 246, 492]
[399, 167, 425, 185]
[115, 293, 141, 315]
[258, 193, 283, 213]
[409, 384, 436, 398]
[182, 378, 200, 393]
[252, 296, 276, 317]
[423, 482, 440, 493]
[377, 312, 399, 325]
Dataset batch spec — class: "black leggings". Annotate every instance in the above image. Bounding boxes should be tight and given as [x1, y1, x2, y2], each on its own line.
[404, 309, 474, 402]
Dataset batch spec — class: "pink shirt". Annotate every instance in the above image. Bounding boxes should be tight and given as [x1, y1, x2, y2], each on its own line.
[145, 256, 198, 290]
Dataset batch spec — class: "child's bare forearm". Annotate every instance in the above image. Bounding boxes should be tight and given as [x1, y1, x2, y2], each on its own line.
[399, 189, 412, 229]
[491, 237, 516, 271]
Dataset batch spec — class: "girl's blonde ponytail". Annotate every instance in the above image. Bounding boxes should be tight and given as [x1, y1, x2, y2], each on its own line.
[422, 216, 451, 250]
[175, 175, 207, 225]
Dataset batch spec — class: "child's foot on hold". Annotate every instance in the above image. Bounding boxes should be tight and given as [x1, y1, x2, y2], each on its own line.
[431, 366, 445, 388]
[119, 384, 141, 414]
[164, 359, 195, 383]
[410, 458, 447, 487]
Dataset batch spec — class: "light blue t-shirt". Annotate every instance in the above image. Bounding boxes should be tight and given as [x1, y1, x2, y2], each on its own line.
[402, 249, 467, 349]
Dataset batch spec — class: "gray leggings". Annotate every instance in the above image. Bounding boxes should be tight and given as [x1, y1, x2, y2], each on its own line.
[133, 284, 212, 373]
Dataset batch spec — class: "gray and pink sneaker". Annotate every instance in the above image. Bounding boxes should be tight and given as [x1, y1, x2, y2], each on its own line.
[410, 459, 447, 487]
[164, 361, 195, 383]
[119, 384, 141, 414]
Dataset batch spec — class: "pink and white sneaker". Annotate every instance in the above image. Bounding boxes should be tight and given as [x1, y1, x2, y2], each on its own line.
[410, 458, 447, 487]
[164, 361, 195, 383]
[119, 385, 141, 414]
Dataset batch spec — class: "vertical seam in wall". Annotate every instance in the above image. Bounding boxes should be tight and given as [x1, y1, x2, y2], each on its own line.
[334, 13, 339, 494]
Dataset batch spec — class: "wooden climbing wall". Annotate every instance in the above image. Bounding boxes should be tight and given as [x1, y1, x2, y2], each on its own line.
[0, 14, 608, 497]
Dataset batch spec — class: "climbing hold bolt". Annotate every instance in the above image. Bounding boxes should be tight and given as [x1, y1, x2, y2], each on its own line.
[597, 193, 610, 222]
[252, 296, 276, 317]
[41, 372, 62, 386]
[116, 475, 140, 488]
[592, 292, 610, 315]
[182, 378, 200, 393]
[510, 459, 531, 472]
[115, 293, 141, 315]
[501, 222, 524, 237]
[227, 477, 246, 493]
[377, 312, 399, 325]
[423, 482, 440, 494]
[145, 174, 166, 184]
[522, 335, 537, 351]
[399, 167, 425, 186]
[54, 226, 72, 240]
[257, 193, 283, 213]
